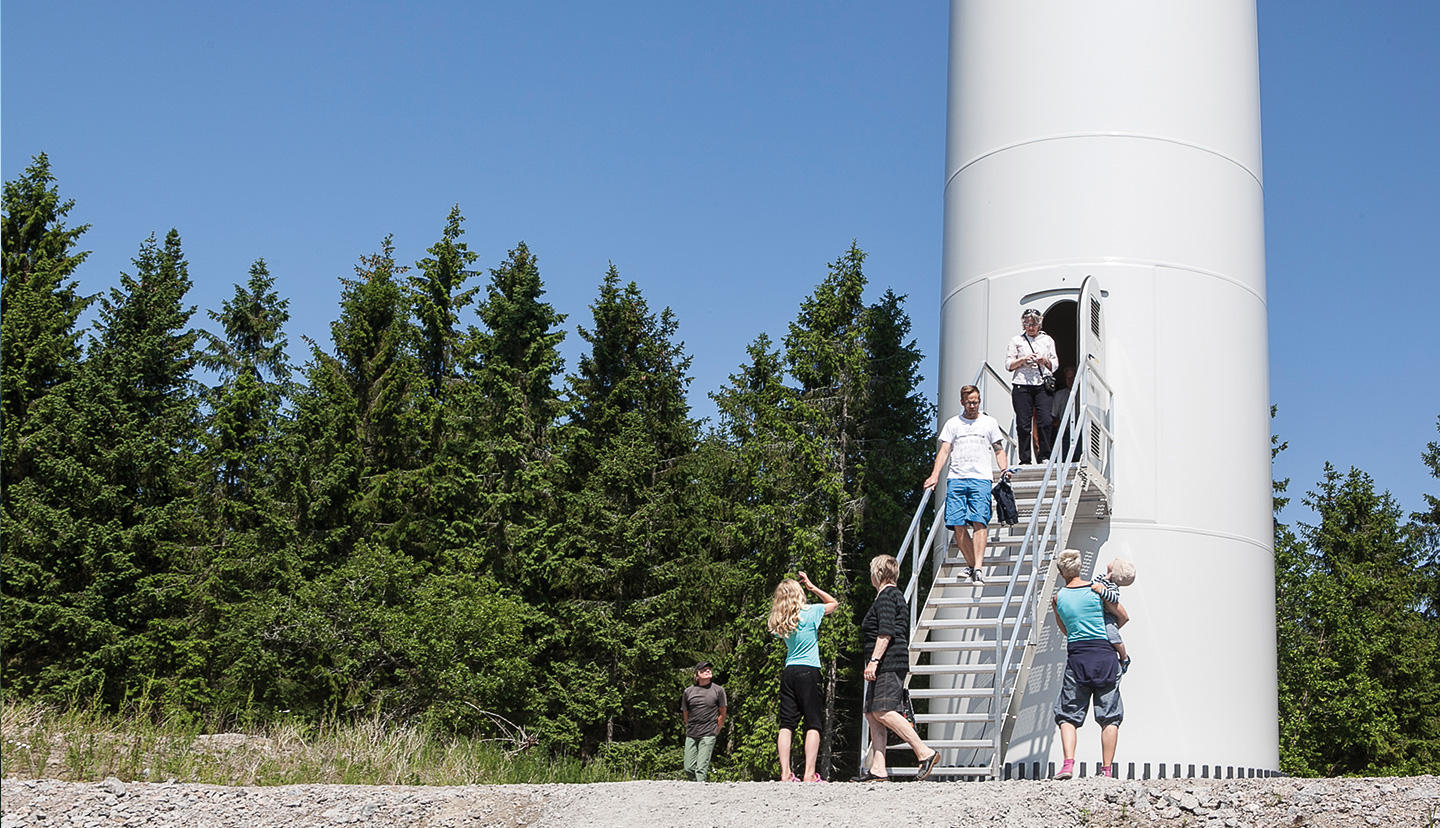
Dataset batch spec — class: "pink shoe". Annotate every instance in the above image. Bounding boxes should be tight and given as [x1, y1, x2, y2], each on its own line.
[1054, 759, 1074, 780]
[807, 773, 828, 783]
[1100, 765, 1113, 778]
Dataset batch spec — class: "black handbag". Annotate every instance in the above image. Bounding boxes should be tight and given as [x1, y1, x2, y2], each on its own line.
[899, 687, 917, 728]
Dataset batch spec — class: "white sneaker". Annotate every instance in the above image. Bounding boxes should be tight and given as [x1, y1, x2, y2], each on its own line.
[958, 566, 974, 582]
[970, 567, 985, 585]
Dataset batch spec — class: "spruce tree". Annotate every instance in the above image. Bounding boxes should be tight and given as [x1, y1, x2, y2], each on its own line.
[1276, 463, 1440, 774]
[287, 237, 425, 560]
[0, 155, 97, 699]
[404, 209, 483, 568]
[7, 229, 203, 706]
[858, 289, 932, 564]
[410, 205, 480, 405]
[467, 241, 568, 589]
[277, 238, 427, 713]
[190, 258, 299, 709]
[545, 265, 704, 759]
[1, 153, 92, 446]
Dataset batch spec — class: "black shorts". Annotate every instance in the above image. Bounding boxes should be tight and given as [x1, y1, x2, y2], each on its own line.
[779, 665, 823, 732]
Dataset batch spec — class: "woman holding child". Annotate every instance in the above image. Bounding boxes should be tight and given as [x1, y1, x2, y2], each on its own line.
[1050, 548, 1128, 779]
[767, 571, 839, 782]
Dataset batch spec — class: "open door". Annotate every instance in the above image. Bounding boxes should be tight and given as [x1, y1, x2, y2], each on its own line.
[1076, 275, 1110, 469]
[1078, 274, 1105, 375]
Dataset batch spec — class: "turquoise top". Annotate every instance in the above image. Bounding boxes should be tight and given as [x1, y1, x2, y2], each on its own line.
[1054, 585, 1108, 643]
[782, 603, 826, 668]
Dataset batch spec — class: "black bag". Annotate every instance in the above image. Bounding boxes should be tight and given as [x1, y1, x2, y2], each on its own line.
[993, 478, 1019, 525]
[899, 687, 917, 728]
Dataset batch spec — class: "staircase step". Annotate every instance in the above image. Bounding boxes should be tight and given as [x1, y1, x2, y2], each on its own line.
[915, 713, 995, 724]
[930, 575, 1038, 587]
[918, 618, 1031, 631]
[925, 595, 1024, 607]
[933, 563, 1030, 574]
[906, 687, 999, 699]
[907, 663, 1016, 676]
[910, 641, 998, 652]
[904, 743, 996, 754]
[887, 765, 994, 778]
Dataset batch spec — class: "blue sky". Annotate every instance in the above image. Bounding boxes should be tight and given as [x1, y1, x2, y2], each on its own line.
[4, 2, 1437, 522]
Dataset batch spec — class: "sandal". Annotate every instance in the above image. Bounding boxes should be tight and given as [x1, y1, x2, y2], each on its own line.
[849, 770, 889, 782]
[915, 752, 940, 781]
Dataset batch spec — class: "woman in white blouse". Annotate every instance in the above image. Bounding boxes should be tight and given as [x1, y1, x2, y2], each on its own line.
[1005, 309, 1059, 464]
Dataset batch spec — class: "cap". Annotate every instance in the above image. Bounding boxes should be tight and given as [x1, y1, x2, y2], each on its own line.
[694, 661, 713, 672]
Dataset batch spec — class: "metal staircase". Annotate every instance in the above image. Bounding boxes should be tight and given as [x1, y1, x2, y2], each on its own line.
[865, 356, 1114, 779]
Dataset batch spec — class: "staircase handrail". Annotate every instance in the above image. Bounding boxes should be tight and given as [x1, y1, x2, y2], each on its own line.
[863, 356, 1115, 777]
[989, 355, 1114, 770]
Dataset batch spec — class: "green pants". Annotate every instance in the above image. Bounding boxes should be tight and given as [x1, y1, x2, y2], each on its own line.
[684, 735, 717, 782]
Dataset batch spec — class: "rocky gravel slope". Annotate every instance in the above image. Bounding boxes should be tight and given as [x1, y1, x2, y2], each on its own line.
[4, 774, 1438, 827]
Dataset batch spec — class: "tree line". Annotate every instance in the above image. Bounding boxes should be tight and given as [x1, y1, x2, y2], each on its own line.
[1272, 415, 1440, 776]
[2, 154, 932, 779]
[5, 154, 1438, 778]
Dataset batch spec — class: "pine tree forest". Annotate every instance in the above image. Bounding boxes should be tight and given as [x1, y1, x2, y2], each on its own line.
[4, 155, 1438, 779]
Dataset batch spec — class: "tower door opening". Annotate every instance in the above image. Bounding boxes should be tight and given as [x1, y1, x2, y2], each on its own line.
[1041, 299, 1079, 381]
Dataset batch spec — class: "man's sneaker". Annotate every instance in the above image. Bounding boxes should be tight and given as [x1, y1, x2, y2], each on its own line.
[970, 567, 985, 585]
[958, 566, 974, 582]
[1054, 759, 1074, 780]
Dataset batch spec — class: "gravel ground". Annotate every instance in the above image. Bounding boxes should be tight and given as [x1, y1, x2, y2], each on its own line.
[4, 774, 1438, 827]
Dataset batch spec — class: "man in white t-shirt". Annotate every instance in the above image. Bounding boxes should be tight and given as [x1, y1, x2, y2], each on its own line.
[922, 385, 1011, 584]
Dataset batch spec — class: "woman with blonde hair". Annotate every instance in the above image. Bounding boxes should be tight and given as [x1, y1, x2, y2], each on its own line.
[1049, 548, 1128, 779]
[767, 571, 839, 782]
[856, 554, 939, 781]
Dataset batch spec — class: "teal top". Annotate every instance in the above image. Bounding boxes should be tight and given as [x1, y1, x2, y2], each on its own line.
[1054, 585, 1108, 643]
[781, 604, 826, 668]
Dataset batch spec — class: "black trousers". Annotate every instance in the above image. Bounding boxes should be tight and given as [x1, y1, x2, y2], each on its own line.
[1012, 383, 1054, 464]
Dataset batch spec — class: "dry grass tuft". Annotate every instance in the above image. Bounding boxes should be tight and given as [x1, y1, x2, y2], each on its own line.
[1, 699, 633, 786]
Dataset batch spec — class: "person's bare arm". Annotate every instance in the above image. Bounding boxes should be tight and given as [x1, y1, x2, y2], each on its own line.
[865, 635, 891, 682]
[797, 571, 839, 615]
[923, 441, 952, 490]
[1051, 595, 1068, 636]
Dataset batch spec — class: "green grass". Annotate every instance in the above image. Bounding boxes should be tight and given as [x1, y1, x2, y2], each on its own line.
[1, 700, 644, 786]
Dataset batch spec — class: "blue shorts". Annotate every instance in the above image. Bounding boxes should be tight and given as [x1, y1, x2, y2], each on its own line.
[945, 477, 992, 527]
